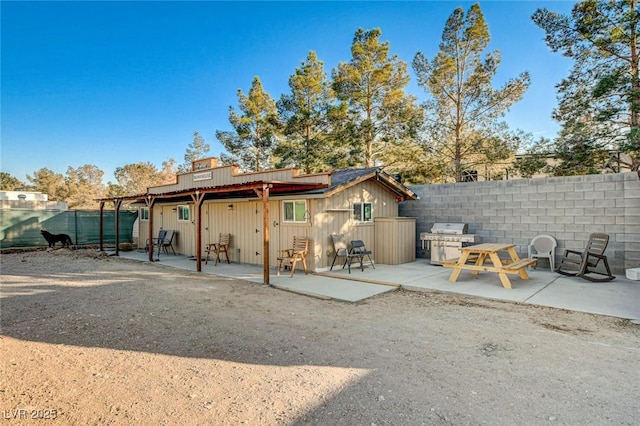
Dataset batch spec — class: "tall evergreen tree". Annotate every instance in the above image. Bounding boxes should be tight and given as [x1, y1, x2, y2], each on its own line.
[332, 28, 422, 169]
[413, 3, 530, 182]
[178, 131, 210, 173]
[216, 76, 280, 172]
[533, 0, 640, 173]
[276, 51, 336, 173]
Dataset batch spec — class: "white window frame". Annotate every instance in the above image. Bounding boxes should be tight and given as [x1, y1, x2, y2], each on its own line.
[139, 207, 149, 221]
[282, 200, 308, 223]
[353, 202, 373, 223]
[177, 205, 190, 222]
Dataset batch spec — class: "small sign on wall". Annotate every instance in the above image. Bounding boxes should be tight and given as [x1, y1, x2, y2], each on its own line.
[193, 171, 212, 181]
[192, 157, 218, 171]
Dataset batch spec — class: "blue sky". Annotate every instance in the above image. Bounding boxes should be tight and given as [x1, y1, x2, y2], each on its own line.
[1, 1, 574, 185]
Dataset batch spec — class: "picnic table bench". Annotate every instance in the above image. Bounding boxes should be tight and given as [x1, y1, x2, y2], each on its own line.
[442, 243, 537, 289]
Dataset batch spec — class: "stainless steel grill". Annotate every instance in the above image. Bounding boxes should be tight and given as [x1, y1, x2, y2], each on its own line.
[420, 223, 476, 265]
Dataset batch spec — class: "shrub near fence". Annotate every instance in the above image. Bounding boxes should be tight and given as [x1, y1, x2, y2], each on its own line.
[0, 210, 138, 248]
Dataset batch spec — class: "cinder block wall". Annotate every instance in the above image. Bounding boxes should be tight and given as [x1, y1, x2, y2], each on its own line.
[399, 172, 640, 274]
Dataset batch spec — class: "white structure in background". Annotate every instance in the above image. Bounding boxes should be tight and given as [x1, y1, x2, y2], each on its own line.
[0, 191, 68, 210]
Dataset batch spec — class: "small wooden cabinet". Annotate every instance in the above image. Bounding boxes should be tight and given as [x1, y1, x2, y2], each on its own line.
[374, 217, 416, 265]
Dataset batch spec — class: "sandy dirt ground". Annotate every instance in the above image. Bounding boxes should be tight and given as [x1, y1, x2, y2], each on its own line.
[1, 249, 640, 425]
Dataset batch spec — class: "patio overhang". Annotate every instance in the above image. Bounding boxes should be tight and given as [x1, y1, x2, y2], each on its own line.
[99, 180, 328, 205]
[97, 179, 330, 285]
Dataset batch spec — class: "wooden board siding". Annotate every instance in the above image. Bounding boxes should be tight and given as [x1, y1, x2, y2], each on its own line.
[136, 179, 411, 271]
[204, 201, 262, 265]
[312, 180, 399, 269]
[139, 199, 291, 267]
[155, 204, 195, 256]
[136, 203, 194, 255]
[138, 214, 149, 248]
[137, 206, 164, 249]
[203, 199, 313, 271]
[274, 198, 315, 272]
[374, 217, 416, 265]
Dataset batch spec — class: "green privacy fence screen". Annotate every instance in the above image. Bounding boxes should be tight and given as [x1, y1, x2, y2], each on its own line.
[0, 209, 138, 248]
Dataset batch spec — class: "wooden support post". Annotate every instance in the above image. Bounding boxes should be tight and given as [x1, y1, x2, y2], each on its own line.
[254, 184, 272, 285]
[147, 195, 155, 262]
[114, 199, 122, 256]
[263, 184, 270, 286]
[191, 191, 205, 272]
[99, 201, 105, 252]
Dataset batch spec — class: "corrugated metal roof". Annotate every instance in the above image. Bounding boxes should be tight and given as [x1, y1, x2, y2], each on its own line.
[330, 167, 380, 189]
[301, 167, 378, 195]
[98, 167, 417, 203]
[300, 167, 418, 200]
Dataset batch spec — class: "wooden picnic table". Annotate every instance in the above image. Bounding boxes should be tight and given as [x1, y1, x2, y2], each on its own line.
[442, 243, 536, 289]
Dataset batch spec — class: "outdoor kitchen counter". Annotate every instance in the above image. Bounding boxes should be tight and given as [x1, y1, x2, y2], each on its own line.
[442, 243, 537, 289]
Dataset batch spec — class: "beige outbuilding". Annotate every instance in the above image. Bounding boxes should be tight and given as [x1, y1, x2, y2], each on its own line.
[100, 157, 418, 284]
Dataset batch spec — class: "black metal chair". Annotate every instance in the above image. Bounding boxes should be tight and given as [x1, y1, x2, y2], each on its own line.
[329, 234, 360, 273]
[157, 230, 176, 255]
[145, 229, 166, 252]
[556, 233, 615, 282]
[346, 240, 375, 273]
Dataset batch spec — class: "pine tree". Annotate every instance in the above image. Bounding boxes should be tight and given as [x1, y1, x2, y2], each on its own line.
[533, 0, 640, 173]
[276, 51, 336, 173]
[216, 76, 280, 172]
[178, 131, 210, 173]
[332, 28, 422, 169]
[413, 3, 530, 182]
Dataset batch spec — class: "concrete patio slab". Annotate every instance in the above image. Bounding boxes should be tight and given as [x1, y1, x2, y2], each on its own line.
[120, 250, 396, 303]
[526, 275, 640, 319]
[117, 250, 640, 320]
[319, 261, 557, 304]
[208, 261, 397, 303]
